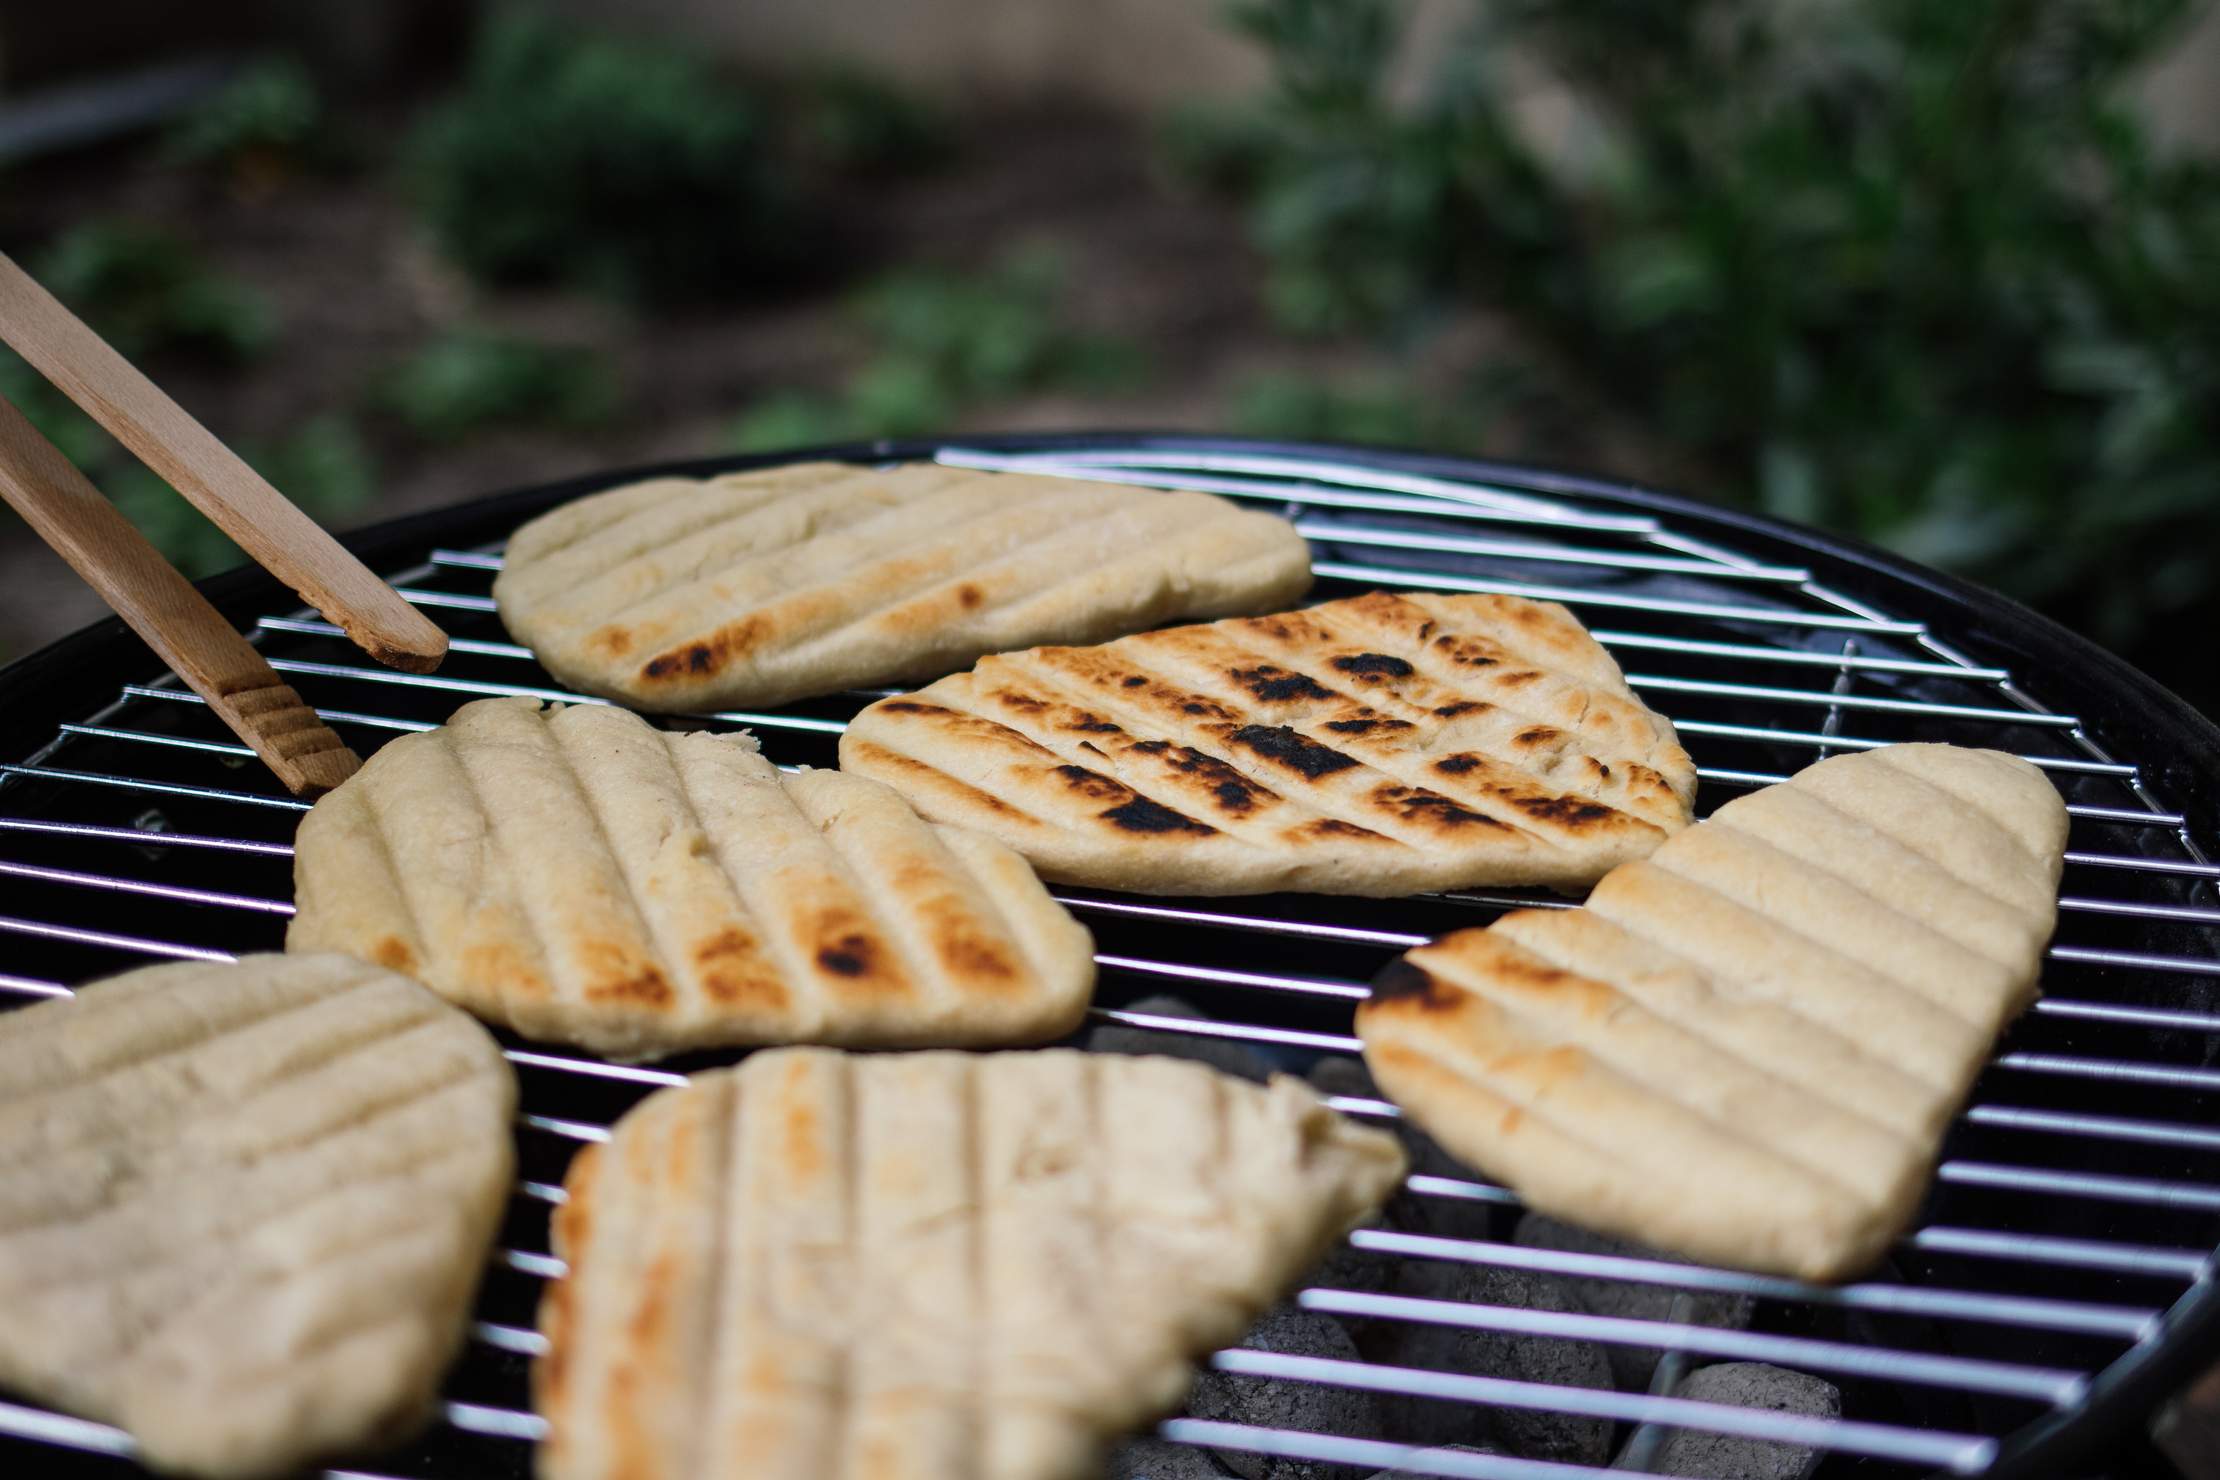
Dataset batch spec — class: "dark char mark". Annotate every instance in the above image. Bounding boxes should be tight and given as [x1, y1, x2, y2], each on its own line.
[1230, 666, 1336, 703]
[1102, 797, 1217, 835]
[1230, 725, 1360, 779]
[1332, 652, 1415, 679]
[1369, 958, 1456, 1008]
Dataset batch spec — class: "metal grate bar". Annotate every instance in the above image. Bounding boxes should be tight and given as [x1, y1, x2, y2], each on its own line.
[0, 816, 294, 855]
[2056, 896, 2220, 926]
[1294, 1290, 2084, 1403]
[2049, 944, 2220, 977]
[2033, 999, 2220, 1034]
[0, 764, 310, 810]
[1158, 1422, 1615, 1479]
[1094, 955, 1367, 1000]
[429, 549, 503, 570]
[392, 588, 496, 613]
[1346, 1230, 2159, 1338]
[0, 860, 289, 914]
[1309, 562, 1926, 633]
[123, 685, 439, 734]
[1666, 722, 2131, 775]
[1908, 1226, 2209, 1280]
[1966, 1105, 2220, 1153]
[1058, 896, 1425, 948]
[1202, 1352, 1996, 1468]
[1298, 520, 1813, 581]
[259, 659, 851, 735]
[0, 916, 232, 962]
[57, 723, 264, 757]
[935, 446, 1663, 532]
[1598, 628, 2007, 678]
[0, 974, 67, 998]
[1623, 675, 2078, 727]
[2065, 849, 2220, 879]
[1999, 1053, 2220, 1093]
[1940, 1162, 2220, 1212]
[258, 615, 532, 660]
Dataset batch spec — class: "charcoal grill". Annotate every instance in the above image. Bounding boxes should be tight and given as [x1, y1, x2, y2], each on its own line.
[2, 434, 2217, 1480]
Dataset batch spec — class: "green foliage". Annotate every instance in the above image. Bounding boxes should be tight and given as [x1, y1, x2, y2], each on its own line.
[727, 391, 867, 454]
[2, 344, 374, 578]
[1210, 0, 2220, 652]
[33, 221, 275, 362]
[107, 415, 375, 578]
[406, 11, 804, 302]
[0, 225, 299, 576]
[1230, 370, 1469, 451]
[727, 248, 1145, 448]
[372, 330, 618, 444]
[162, 57, 329, 176]
[792, 69, 954, 177]
[853, 247, 1143, 404]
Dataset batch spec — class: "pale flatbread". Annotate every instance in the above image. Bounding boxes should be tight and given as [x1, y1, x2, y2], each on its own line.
[840, 590, 1696, 896]
[1357, 744, 2067, 1281]
[534, 1048, 1406, 1480]
[493, 462, 1313, 711]
[288, 697, 1095, 1061]
[0, 953, 514, 1478]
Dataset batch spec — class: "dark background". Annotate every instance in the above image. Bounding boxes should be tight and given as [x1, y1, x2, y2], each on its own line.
[2, 0, 2215, 713]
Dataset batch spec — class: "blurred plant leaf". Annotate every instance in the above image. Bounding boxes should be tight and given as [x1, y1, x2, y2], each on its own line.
[406, 10, 808, 303]
[373, 331, 618, 443]
[33, 221, 275, 362]
[162, 56, 333, 183]
[1209, 0, 2220, 669]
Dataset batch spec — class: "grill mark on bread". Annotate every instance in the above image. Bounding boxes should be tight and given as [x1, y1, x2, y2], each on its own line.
[538, 1049, 1406, 1480]
[499, 467, 1311, 711]
[0, 957, 514, 1473]
[1125, 627, 1641, 846]
[290, 700, 1092, 1059]
[1496, 910, 1934, 1137]
[1378, 932, 1898, 1199]
[1227, 595, 1690, 825]
[1331, 652, 1415, 680]
[980, 650, 1459, 850]
[1228, 724, 1361, 778]
[1357, 745, 2064, 1280]
[1147, 610, 1653, 804]
[844, 593, 1699, 890]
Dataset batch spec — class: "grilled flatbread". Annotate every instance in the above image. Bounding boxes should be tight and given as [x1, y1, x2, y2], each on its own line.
[840, 590, 1696, 896]
[1357, 744, 2067, 1280]
[288, 697, 1095, 1061]
[493, 462, 1313, 711]
[0, 953, 514, 1478]
[535, 1048, 1406, 1480]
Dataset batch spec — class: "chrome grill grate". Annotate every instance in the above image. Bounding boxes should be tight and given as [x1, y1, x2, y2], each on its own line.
[2, 439, 2216, 1479]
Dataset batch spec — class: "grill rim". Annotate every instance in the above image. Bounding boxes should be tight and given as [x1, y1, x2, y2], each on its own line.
[1, 429, 2216, 1479]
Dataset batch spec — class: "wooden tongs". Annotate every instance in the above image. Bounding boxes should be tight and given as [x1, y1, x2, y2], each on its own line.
[0, 251, 445, 796]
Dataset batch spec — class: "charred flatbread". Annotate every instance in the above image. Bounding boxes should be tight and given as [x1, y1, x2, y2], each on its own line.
[840, 590, 1696, 895]
[288, 697, 1095, 1061]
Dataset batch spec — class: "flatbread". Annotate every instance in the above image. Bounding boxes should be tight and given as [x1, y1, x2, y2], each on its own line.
[1356, 744, 2067, 1281]
[840, 590, 1696, 896]
[0, 953, 514, 1478]
[288, 697, 1095, 1061]
[493, 462, 1313, 711]
[534, 1048, 1406, 1480]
